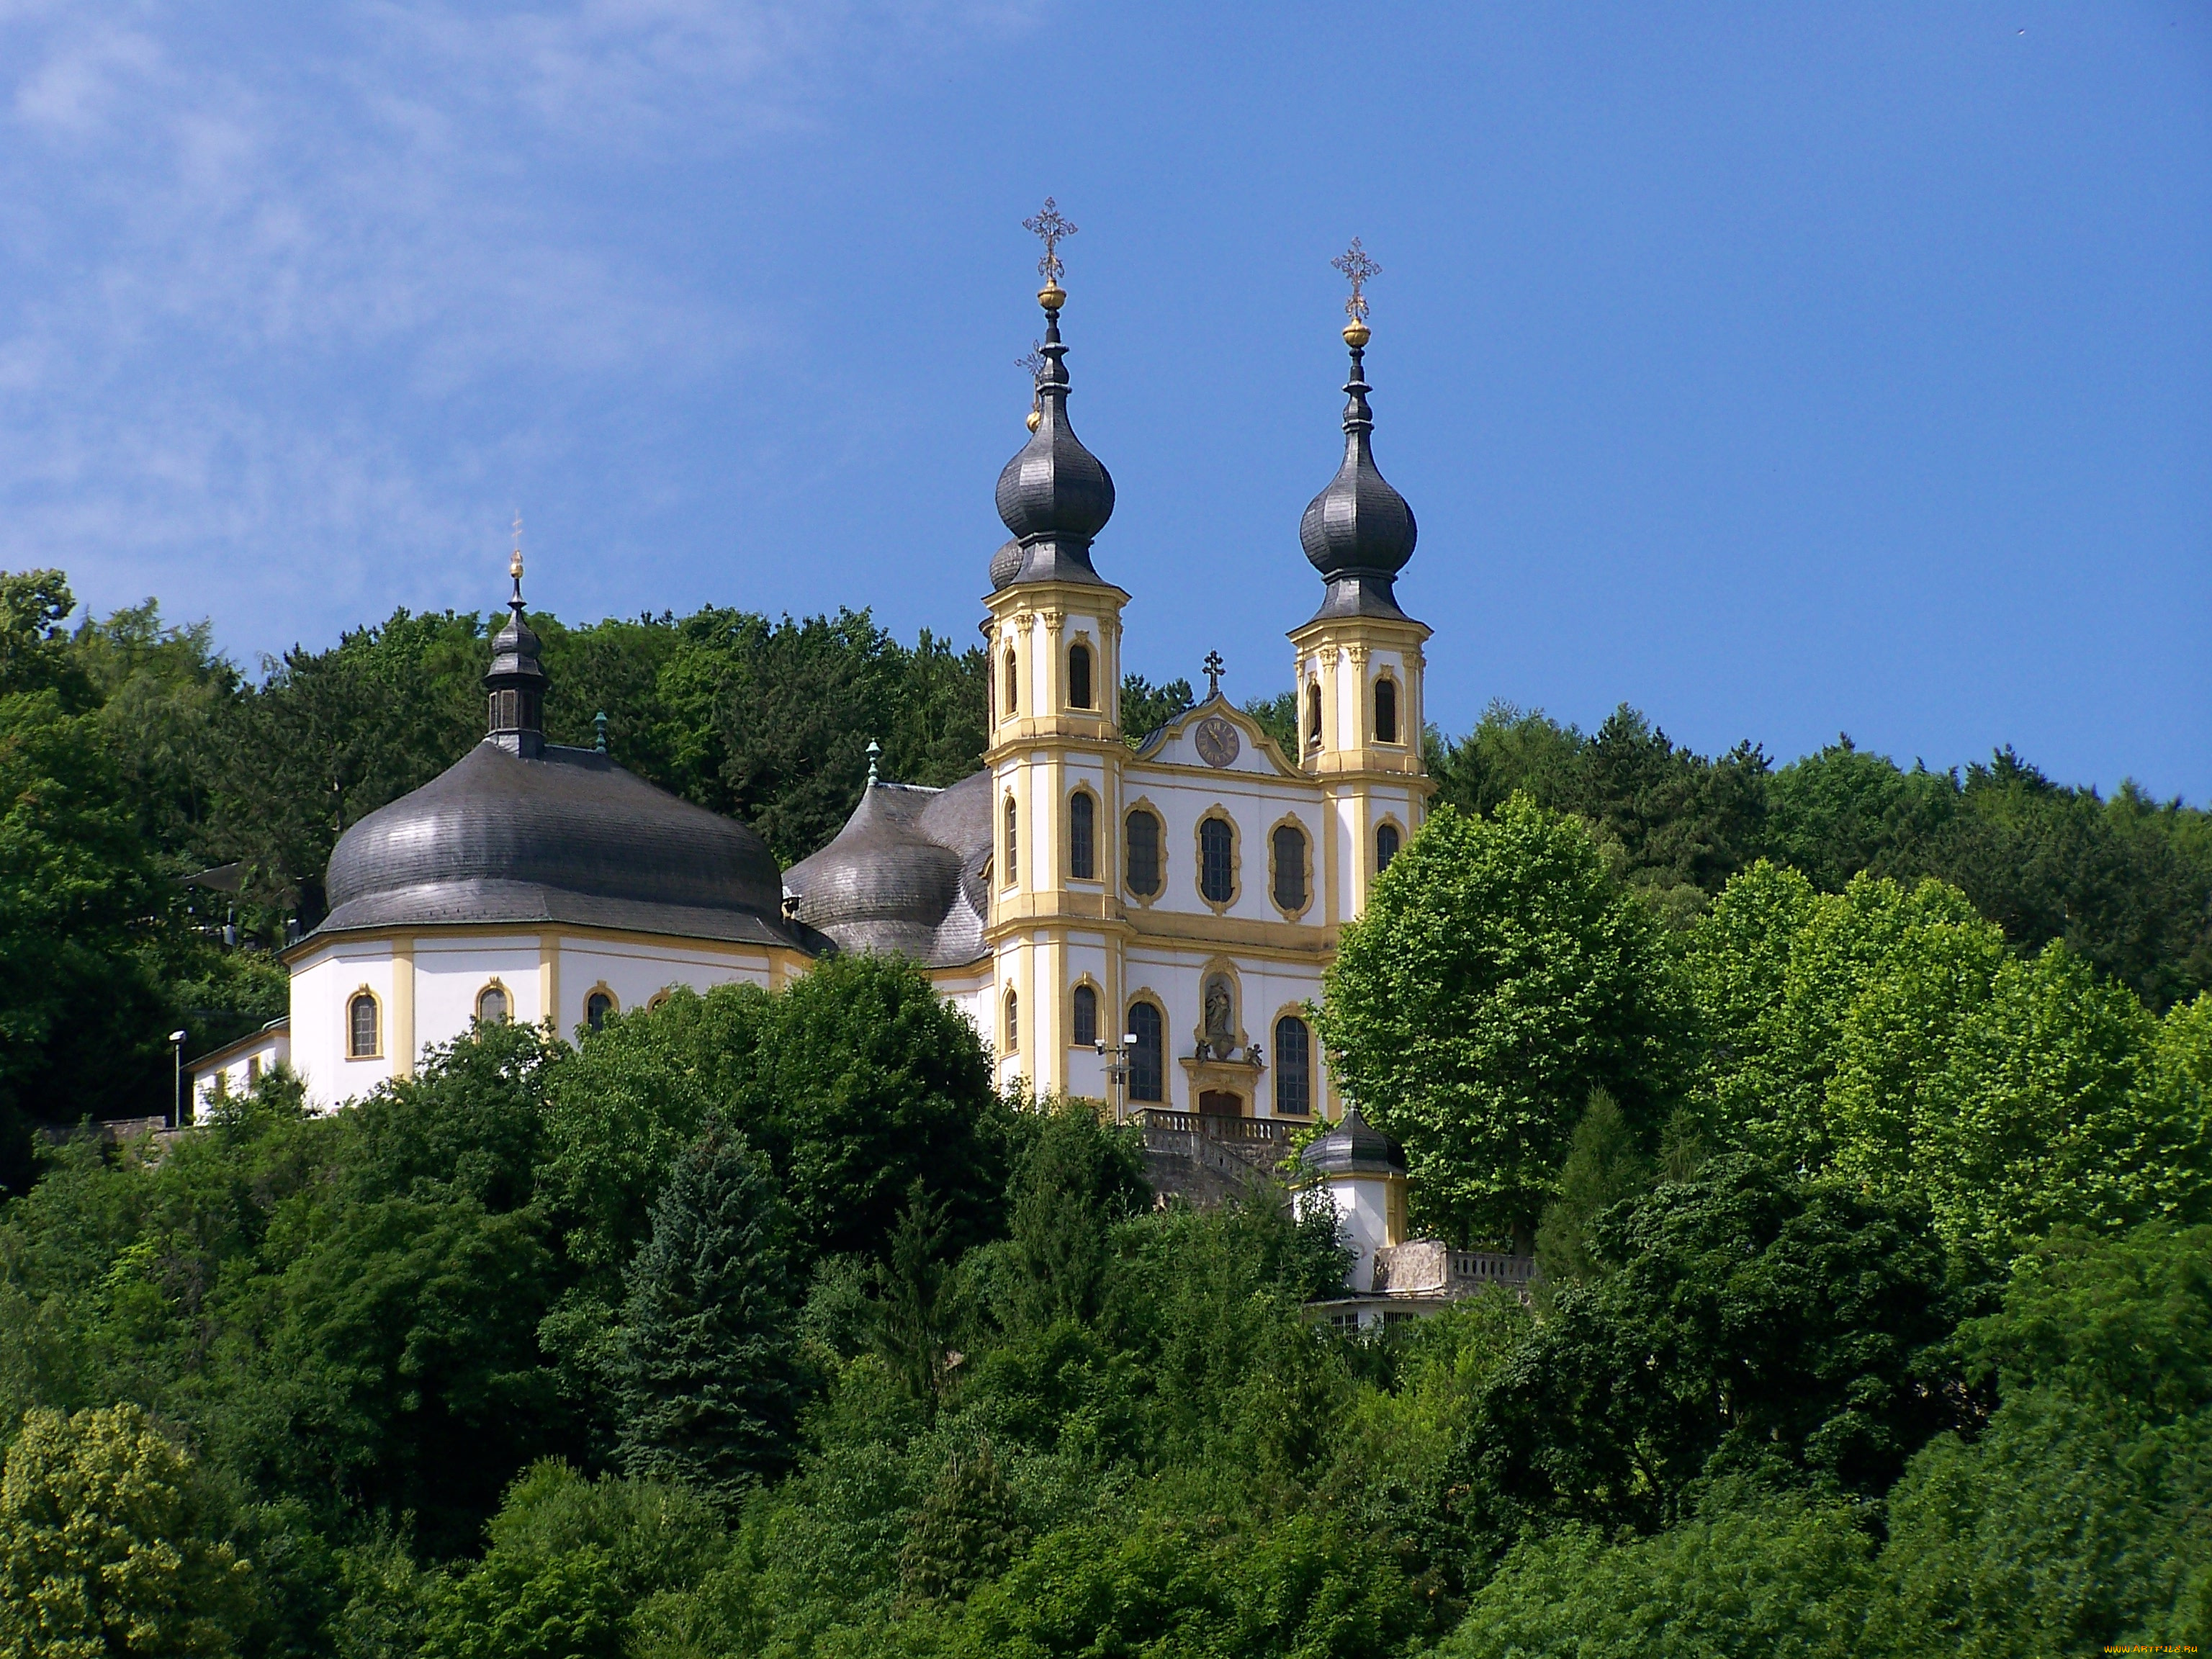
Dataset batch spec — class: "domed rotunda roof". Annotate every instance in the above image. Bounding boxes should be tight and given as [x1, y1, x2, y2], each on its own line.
[316, 744, 797, 947]
[307, 557, 801, 951]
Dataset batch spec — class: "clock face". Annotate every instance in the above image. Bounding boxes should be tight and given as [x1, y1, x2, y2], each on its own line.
[1195, 717, 1241, 769]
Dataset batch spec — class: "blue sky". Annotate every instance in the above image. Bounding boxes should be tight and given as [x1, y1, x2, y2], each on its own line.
[1, 3, 2206, 797]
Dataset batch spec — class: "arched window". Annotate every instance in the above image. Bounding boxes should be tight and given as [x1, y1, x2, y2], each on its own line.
[1071, 983, 1098, 1047]
[1272, 822, 1308, 912]
[348, 992, 379, 1058]
[476, 984, 510, 1025]
[1002, 795, 1019, 885]
[1004, 649, 1019, 715]
[1274, 1016, 1313, 1116]
[1069, 790, 1096, 880]
[1068, 642, 1093, 710]
[1199, 817, 1234, 904]
[585, 989, 616, 1031]
[1305, 682, 1323, 750]
[1374, 677, 1400, 745]
[1004, 989, 1020, 1053]
[1377, 822, 1401, 873]
[1128, 1000, 1164, 1102]
[1125, 808, 1161, 897]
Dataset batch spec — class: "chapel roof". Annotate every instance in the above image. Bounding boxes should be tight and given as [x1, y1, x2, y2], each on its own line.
[781, 770, 992, 968]
[310, 741, 806, 949]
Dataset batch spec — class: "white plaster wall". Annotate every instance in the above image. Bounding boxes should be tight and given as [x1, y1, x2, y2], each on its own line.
[1118, 944, 1327, 1118]
[1123, 762, 1326, 927]
[552, 938, 773, 1037]
[1305, 1172, 1392, 1293]
[189, 1028, 292, 1115]
[289, 942, 397, 1110]
[411, 938, 544, 1061]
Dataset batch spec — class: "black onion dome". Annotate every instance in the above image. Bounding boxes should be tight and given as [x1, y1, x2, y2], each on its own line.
[315, 742, 796, 947]
[1299, 1105, 1408, 1177]
[988, 537, 1024, 590]
[992, 301, 1114, 587]
[1298, 333, 1418, 621]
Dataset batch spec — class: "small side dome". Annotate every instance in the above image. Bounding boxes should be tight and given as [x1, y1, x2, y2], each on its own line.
[1299, 1105, 1407, 1177]
[989, 537, 1024, 590]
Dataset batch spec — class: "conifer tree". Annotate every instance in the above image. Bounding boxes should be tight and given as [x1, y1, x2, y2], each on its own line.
[1535, 1089, 1651, 1286]
[896, 1442, 1027, 1605]
[615, 1121, 801, 1503]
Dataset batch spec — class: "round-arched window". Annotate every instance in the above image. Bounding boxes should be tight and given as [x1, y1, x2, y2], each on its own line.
[1069, 790, 1096, 880]
[1274, 1016, 1313, 1116]
[1071, 983, 1098, 1047]
[1198, 817, 1234, 904]
[1374, 677, 1400, 745]
[1004, 649, 1020, 714]
[1128, 1000, 1164, 1102]
[1003, 795, 1020, 885]
[348, 992, 379, 1058]
[1069, 642, 1094, 710]
[1272, 822, 1308, 912]
[1125, 808, 1162, 897]
[1004, 989, 1020, 1054]
[1377, 822, 1401, 873]
[476, 984, 509, 1025]
[585, 990, 616, 1031]
[1305, 683, 1323, 749]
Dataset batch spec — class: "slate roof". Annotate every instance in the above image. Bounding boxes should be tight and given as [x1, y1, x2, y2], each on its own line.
[781, 771, 992, 968]
[310, 741, 804, 949]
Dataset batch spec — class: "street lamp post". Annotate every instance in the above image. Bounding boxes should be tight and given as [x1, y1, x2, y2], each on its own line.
[1094, 1032, 1139, 1125]
[168, 1030, 189, 1129]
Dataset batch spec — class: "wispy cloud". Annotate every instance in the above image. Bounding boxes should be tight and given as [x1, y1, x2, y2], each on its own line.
[0, 0, 1033, 653]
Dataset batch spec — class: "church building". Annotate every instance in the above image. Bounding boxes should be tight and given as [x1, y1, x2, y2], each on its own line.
[192, 225, 1433, 1128]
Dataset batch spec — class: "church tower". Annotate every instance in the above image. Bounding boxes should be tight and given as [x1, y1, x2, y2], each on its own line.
[982, 201, 1129, 1094]
[1288, 241, 1433, 922]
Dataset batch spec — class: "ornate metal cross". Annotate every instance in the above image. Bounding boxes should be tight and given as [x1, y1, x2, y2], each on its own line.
[1015, 343, 1046, 382]
[1202, 650, 1225, 698]
[1023, 197, 1077, 284]
[1331, 237, 1382, 323]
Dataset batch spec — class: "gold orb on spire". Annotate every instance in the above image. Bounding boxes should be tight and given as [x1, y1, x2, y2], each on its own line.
[1332, 238, 1381, 347]
[1026, 408, 1043, 431]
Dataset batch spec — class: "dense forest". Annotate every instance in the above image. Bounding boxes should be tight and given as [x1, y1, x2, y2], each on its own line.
[1, 567, 2208, 1654]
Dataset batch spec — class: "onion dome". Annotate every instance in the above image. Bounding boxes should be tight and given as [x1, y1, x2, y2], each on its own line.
[1299, 1104, 1408, 1177]
[485, 547, 549, 756]
[988, 537, 1024, 590]
[992, 209, 1115, 589]
[1298, 261, 1418, 621]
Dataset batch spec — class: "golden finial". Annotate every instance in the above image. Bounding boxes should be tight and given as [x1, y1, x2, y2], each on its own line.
[509, 513, 524, 583]
[1017, 343, 1046, 431]
[1333, 238, 1381, 346]
[1024, 197, 1076, 309]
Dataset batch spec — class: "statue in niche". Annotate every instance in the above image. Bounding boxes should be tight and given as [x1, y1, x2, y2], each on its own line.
[1202, 974, 1236, 1061]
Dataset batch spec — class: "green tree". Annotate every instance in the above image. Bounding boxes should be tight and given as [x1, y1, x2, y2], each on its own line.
[0, 571, 94, 709]
[1320, 798, 1694, 1246]
[421, 1462, 726, 1659]
[1119, 674, 1192, 745]
[615, 1123, 802, 1502]
[1455, 1159, 1964, 1552]
[896, 1441, 1026, 1606]
[0, 689, 171, 1159]
[1533, 1089, 1648, 1287]
[1869, 1223, 2212, 1654]
[1002, 1102, 1148, 1334]
[1437, 1492, 1878, 1659]
[0, 1403, 256, 1658]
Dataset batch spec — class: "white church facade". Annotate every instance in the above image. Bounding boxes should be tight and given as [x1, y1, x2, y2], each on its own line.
[192, 238, 1434, 1127]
